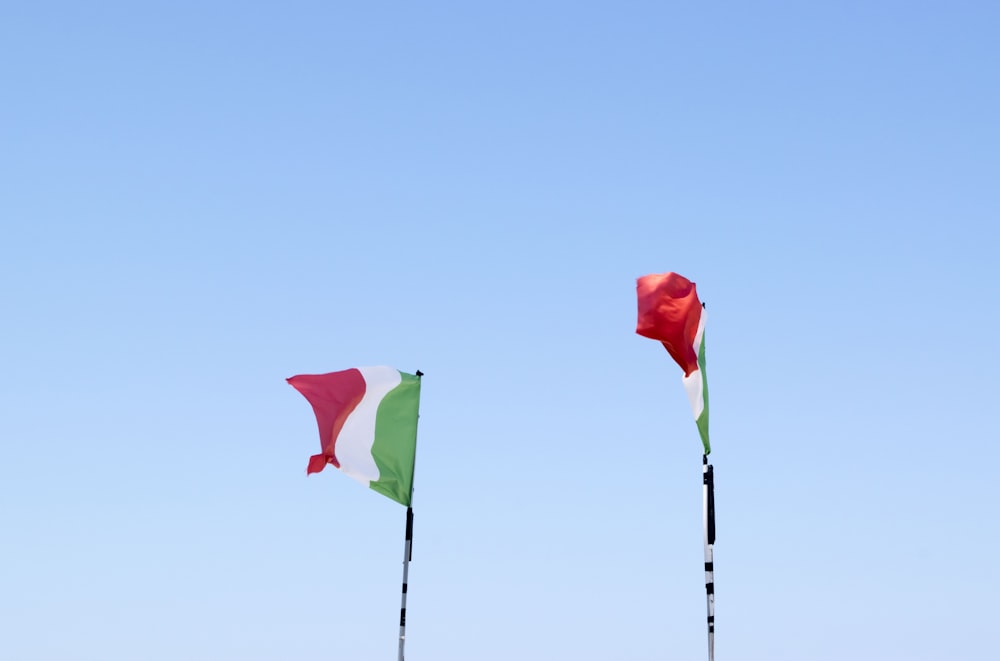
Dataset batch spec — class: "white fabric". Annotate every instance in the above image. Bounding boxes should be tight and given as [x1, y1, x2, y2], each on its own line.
[683, 310, 707, 420]
[336, 366, 402, 485]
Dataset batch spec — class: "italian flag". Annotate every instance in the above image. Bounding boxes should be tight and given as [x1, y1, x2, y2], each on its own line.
[287, 366, 421, 506]
[636, 272, 711, 454]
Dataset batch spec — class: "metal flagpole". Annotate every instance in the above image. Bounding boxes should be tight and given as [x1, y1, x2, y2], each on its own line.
[703, 455, 716, 661]
[397, 506, 414, 661]
[397, 369, 422, 661]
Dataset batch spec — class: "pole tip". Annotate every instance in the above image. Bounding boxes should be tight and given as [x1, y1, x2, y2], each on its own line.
[415, 370, 424, 377]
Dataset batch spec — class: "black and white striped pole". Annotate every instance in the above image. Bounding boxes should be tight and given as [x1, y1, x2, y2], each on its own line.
[397, 369, 422, 661]
[397, 506, 414, 661]
[703, 455, 716, 661]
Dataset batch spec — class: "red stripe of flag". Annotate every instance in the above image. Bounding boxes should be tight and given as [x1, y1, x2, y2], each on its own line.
[287, 369, 367, 474]
[636, 272, 703, 376]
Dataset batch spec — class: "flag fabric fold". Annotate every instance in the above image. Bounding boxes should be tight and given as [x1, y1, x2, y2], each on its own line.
[288, 366, 421, 506]
[636, 272, 711, 454]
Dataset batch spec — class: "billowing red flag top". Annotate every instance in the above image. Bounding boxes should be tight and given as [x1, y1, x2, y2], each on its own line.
[635, 272, 704, 376]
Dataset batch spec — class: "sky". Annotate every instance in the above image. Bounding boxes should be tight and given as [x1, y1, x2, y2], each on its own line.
[2, 1, 998, 659]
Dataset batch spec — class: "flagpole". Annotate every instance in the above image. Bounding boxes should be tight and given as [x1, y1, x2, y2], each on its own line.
[397, 370, 422, 661]
[398, 505, 413, 661]
[702, 455, 716, 661]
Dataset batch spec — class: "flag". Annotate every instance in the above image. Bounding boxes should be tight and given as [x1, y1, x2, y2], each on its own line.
[288, 366, 421, 506]
[636, 272, 710, 453]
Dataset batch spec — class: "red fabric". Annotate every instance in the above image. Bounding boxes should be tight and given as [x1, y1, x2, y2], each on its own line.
[287, 369, 367, 474]
[636, 272, 703, 376]
[307, 453, 329, 475]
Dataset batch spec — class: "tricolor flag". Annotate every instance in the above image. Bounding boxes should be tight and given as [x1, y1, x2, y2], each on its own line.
[287, 366, 421, 506]
[636, 272, 710, 454]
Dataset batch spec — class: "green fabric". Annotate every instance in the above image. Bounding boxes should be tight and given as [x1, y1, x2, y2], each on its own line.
[696, 333, 711, 454]
[369, 371, 421, 506]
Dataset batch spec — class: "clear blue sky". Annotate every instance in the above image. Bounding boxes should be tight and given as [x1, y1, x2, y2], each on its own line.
[2, 2, 998, 659]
